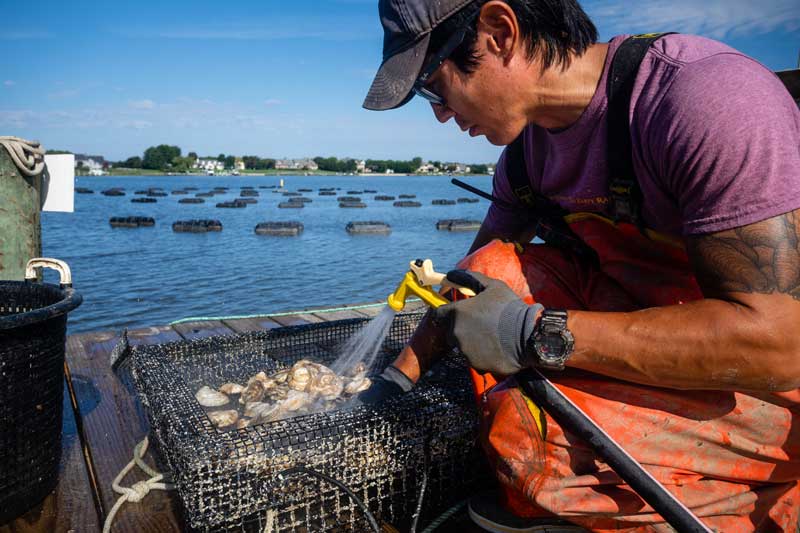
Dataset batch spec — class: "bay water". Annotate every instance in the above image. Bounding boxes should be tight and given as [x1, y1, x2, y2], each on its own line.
[41, 174, 492, 334]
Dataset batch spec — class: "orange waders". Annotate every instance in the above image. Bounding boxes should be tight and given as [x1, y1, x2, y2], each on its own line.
[457, 214, 800, 532]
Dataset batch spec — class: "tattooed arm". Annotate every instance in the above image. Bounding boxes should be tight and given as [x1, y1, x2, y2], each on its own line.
[567, 210, 800, 392]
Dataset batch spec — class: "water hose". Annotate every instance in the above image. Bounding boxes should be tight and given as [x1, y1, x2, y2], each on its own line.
[279, 466, 381, 533]
[517, 370, 711, 532]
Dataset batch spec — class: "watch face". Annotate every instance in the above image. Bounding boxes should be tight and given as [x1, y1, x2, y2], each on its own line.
[533, 334, 566, 362]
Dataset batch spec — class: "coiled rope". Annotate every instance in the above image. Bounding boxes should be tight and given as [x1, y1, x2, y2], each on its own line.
[102, 437, 175, 533]
[0, 136, 45, 176]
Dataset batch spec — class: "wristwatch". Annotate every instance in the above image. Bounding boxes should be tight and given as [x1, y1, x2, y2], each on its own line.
[526, 309, 574, 370]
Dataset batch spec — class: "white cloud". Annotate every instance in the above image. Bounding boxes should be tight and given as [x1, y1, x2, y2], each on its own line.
[3, 80, 15, 87]
[263, 99, 283, 106]
[119, 120, 153, 130]
[128, 99, 155, 110]
[587, 0, 800, 39]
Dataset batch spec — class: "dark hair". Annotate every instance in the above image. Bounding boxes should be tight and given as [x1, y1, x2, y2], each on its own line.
[429, 0, 598, 74]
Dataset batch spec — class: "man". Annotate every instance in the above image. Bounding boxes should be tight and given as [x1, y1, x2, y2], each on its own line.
[362, 0, 800, 531]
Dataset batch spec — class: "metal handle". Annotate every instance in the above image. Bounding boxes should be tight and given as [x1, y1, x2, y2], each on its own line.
[25, 257, 73, 287]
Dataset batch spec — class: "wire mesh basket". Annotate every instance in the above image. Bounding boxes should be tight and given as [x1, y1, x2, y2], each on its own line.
[0, 259, 82, 524]
[114, 312, 489, 532]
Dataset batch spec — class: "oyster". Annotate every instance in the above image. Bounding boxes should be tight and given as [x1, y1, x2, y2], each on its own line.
[248, 402, 283, 424]
[196, 386, 230, 407]
[208, 409, 239, 428]
[282, 390, 311, 412]
[197, 359, 377, 429]
[311, 369, 344, 400]
[344, 376, 371, 395]
[266, 387, 289, 401]
[271, 369, 290, 384]
[288, 362, 318, 392]
[219, 383, 244, 395]
[243, 401, 269, 418]
[239, 379, 267, 404]
[347, 362, 367, 378]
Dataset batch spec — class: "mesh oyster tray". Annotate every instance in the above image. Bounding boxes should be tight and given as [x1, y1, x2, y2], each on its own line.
[113, 312, 489, 532]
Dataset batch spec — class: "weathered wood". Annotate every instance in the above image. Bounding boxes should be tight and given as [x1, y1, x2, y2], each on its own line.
[0, 382, 101, 533]
[353, 305, 386, 318]
[221, 316, 282, 334]
[65, 325, 185, 533]
[270, 313, 324, 327]
[171, 320, 235, 340]
[310, 309, 368, 321]
[0, 144, 42, 280]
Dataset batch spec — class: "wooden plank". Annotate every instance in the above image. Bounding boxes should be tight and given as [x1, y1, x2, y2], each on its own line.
[221, 316, 282, 334]
[171, 320, 235, 340]
[353, 305, 386, 318]
[309, 309, 366, 321]
[269, 313, 324, 327]
[65, 325, 185, 533]
[0, 382, 101, 533]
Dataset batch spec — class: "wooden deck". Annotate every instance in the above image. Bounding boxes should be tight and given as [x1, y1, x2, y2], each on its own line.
[0, 300, 482, 533]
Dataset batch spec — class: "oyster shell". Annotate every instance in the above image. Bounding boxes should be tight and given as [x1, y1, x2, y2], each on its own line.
[271, 369, 290, 383]
[288, 362, 317, 392]
[311, 370, 344, 400]
[208, 409, 239, 428]
[219, 383, 244, 395]
[266, 387, 289, 401]
[282, 390, 311, 412]
[196, 386, 230, 407]
[347, 362, 367, 378]
[250, 402, 283, 423]
[344, 376, 371, 395]
[239, 379, 267, 404]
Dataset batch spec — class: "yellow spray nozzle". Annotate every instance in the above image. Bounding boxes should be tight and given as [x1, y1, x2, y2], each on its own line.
[386, 259, 474, 312]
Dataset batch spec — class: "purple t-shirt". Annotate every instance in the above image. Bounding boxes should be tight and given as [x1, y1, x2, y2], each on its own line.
[484, 34, 800, 237]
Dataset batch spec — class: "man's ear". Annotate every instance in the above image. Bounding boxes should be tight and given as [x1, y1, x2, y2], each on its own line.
[477, 0, 519, 65]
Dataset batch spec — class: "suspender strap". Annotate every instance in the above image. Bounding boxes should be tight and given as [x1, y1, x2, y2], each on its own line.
[505, 134, 599, 265]
[606, 33, 675, 229]
[505, 134, 567, 218]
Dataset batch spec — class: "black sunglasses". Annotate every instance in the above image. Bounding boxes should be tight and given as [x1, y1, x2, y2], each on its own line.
[413, 4, 482, 106]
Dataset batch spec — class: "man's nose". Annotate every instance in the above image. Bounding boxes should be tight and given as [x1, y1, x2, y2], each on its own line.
[431, 102, 454, 123]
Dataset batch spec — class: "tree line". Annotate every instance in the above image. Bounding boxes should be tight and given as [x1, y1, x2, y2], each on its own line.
[110, 145, 490, 174]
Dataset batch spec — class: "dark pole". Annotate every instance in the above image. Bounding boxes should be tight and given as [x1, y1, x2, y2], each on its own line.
[517, 369, 712, 532]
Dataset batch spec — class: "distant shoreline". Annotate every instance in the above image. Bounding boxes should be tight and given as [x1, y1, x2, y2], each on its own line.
[89, 168, 491, 178]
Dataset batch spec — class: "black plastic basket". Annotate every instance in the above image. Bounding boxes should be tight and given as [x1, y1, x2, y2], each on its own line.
[0, 259, 82, 524]
[114, 312, 490, 532]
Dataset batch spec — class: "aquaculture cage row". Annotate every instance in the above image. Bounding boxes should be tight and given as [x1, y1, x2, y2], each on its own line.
[114, 312, 489, 532]
[111, 218, 482, 234]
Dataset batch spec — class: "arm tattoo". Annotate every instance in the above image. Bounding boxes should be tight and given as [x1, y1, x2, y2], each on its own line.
[687, 210, 800, 301]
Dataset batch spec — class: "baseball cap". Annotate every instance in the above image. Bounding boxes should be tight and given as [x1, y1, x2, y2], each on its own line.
[363, 0, 475, 111]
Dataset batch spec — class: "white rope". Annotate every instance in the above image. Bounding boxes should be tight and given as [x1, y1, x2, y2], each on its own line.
[0, 136, 45, 176]
[102, 437, 175, 533]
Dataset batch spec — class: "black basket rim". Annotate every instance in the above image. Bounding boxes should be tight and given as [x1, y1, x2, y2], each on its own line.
[0, 281, 82, 330]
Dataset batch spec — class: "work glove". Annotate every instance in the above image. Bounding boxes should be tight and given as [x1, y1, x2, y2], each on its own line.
[432, 270, 543, 376]
[357, 365, 414, 405]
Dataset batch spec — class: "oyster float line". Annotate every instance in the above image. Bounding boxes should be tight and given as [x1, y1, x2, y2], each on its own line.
[195, 360, 371, 429]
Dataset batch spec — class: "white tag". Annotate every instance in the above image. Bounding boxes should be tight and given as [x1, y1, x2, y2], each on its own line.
[42, 154, 75, 212]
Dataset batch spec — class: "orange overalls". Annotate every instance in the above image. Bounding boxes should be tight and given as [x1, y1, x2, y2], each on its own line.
[457, 214, 800, 532]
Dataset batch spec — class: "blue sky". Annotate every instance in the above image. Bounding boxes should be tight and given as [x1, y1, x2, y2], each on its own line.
[1, 0, 798, 163]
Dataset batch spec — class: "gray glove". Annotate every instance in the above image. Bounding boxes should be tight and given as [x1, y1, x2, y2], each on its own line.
[432, 270, 543, 376]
